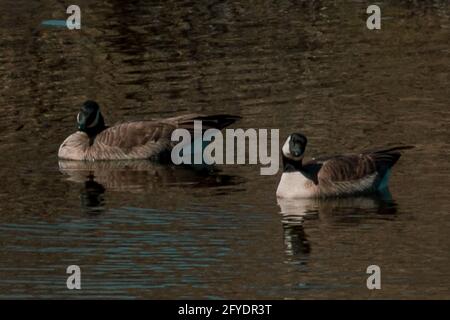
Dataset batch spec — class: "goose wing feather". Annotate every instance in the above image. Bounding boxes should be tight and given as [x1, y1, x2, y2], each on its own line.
[93, 121, 176, 159]
[314, 145, 411, 184]
[96, 121, 174, 149]
[316, 154, 377, 183]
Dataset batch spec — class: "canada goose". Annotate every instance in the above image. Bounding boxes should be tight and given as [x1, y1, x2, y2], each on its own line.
[276, 133, 413, 198]
[58, 100, 240, 161]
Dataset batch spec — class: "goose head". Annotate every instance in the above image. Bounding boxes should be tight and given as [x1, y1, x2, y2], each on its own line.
[282, 133, 307, 161]
[77, 100, 106, 135]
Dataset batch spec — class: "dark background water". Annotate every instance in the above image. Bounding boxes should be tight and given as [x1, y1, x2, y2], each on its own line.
[0, 0, 449, 299]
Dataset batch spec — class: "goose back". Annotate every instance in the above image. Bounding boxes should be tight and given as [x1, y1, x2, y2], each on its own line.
[59, 121, 175, 161]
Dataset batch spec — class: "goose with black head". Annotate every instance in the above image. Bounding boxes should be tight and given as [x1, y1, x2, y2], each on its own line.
[58, 100, 240, 161]
[276, 133, 414, 198]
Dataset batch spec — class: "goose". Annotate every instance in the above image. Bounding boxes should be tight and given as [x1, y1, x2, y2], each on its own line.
[58, 100, 240, 161]
[276, 133, 413, 198]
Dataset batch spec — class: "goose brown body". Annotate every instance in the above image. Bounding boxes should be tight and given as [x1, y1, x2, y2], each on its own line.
[58, 101, 240, 161]
[277, 133, 413, 198]
[58, 120, 174, 161]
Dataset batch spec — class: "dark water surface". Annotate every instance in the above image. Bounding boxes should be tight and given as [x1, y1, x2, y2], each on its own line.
[0, 0, 449, 299]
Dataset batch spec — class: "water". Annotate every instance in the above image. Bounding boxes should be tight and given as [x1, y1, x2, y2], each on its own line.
[0, 0, 449, 299]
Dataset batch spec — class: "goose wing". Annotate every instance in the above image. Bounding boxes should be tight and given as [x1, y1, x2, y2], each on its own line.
[316, 154, 377, 183]
[91, 114, 241, 160]
[93, 121, 176, 159]
[312, 145, 412, 184]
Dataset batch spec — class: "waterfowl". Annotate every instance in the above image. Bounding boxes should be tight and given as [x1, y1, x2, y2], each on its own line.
[276, 133, 413, 198]
[58, 100, 240, 161]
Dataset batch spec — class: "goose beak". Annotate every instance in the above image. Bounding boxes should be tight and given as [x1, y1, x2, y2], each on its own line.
[291, 147, 303, 157]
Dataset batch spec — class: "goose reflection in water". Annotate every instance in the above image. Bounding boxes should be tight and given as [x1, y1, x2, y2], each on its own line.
[278, 190, 397, 261]
[59, 160, 244, 214]
[81, 176, 106, 215]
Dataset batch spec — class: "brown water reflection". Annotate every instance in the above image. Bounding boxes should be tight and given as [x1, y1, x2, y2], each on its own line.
[0, 0, 449, 299]
[59, 160, 244, 214]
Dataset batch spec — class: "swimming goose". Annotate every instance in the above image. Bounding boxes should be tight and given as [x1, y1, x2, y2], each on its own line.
[58, 100, 240, 161]
[276, 133, 413, 198]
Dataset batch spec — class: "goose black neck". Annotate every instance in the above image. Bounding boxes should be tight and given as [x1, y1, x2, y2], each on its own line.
[282, 154, 303, 172]
[83, 114, 106, 138]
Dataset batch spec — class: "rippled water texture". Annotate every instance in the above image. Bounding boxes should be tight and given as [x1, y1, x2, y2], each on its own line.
[0, 0, 449, 299]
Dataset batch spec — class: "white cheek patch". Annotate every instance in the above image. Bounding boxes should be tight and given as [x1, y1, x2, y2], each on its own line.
[76, 113, 81, 124]
[282, 136, 291, 157]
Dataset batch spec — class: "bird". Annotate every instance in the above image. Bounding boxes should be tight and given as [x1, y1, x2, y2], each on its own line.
[276, 133, 414, 198]
[58, 100, 240, 161]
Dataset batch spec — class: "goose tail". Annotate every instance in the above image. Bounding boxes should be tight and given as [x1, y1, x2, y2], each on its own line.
[175, 114, 241, 131]
[365, 145, 414, 172]
[368, 145, 415, 154]
[193, 114, 241, 130]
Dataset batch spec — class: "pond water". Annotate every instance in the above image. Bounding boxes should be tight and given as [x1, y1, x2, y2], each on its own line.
[0, 0, 449, 299]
